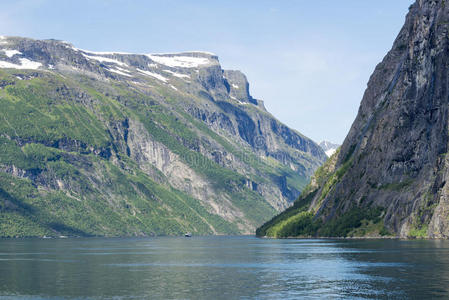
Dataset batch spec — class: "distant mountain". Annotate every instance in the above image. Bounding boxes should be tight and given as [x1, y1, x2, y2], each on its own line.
[319, 141, 340, 157]
[258, 0, 449, 239]
[0, 36, 326, 237]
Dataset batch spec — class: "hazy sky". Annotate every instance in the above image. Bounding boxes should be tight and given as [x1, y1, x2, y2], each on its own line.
[0, 0, 413, 144]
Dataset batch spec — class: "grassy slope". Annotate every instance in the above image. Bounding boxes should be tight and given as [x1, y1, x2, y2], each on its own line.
[0, 70, 236, 236]
[257, 149, 392, 238]
[0, 67, 310, 237]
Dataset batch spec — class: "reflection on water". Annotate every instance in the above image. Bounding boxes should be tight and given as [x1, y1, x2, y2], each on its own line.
[0, 237, 448, 299]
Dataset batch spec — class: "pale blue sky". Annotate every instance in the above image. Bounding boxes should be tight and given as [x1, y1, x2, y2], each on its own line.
[0, 0, 413, 143]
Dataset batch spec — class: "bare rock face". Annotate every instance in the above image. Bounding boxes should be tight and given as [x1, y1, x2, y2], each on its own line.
[326, 0, 449, 238]
[259, 0, 449, 239]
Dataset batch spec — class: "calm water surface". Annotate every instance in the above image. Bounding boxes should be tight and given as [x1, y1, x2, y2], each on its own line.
[0, 236, 448, 299]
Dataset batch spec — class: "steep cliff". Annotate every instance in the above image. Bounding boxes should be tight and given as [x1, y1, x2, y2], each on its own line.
[258, 0, 449, 239]
[0, 36, 326, 237]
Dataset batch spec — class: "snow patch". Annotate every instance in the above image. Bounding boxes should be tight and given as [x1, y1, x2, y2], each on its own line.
[61, 41, 74, 49]
[109, 67, 132, 77]
[319, 141, 340, 157]
[325, 149, 337, 157]
[82, 54, 127, 67]
[170, 85, 178, 91]
[230, 95, 248, 105]
[146, 55, 210, 68]
[116, 66, 131, 73]
[163, 69, 190, 79]
[0, 58, 42, 70]
[232, 84, 239, 89]
[2, 49, 22, 58]
[137, 69, 168, 82]
[18, 59, 43, 69]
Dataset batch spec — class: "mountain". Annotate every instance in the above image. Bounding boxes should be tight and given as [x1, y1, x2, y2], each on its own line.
[0, 36, 326, 237]
[257, 0, 449, 239]
[319, 141, 340, 157]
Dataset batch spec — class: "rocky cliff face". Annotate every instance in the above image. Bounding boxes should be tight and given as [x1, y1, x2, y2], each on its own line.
[0, 36, 326, 237]
[258, 0, 449, 239]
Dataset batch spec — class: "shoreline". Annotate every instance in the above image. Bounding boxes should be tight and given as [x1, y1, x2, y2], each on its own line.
[256, 235, 447, 240]
[1, 234, 447, 240]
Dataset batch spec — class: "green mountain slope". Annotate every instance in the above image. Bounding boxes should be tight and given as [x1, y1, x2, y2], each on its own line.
[0, 37, 326, 237]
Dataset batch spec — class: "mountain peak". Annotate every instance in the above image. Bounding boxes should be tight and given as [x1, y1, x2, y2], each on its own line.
[0, 36, 260, 105]
[319, 141, 340, 157]
[0, 36, 220, 72]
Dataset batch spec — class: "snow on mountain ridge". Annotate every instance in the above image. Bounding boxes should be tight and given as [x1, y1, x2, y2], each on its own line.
[2, 49, 22, 58]
[319, 141, 340, 158]
[0, 58, 42, 70]
[145, 54, 213, 68]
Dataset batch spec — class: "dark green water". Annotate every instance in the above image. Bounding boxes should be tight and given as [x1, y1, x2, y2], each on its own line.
[0, 237, 448, 299]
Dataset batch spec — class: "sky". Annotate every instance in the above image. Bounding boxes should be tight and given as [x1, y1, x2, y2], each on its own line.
[0, 0, 414, 144]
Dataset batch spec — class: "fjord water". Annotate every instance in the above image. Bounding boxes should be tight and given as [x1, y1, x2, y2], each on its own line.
[0, 237, 448, 299]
